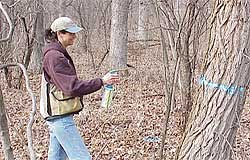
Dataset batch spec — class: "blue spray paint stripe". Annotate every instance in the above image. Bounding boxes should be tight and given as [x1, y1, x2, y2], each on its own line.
[199, 75, 244, 96]
[143, 136, 160, 142]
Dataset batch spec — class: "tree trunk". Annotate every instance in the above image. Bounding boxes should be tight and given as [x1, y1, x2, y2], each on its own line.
[178, 2, 195, 130]
[137, 0, 149, 44]
[0, 1, 14, 88]
[30, 0, 44, 73]
[0, 85, 14, 160]
[176, 1, 250, 159]
[110, 0, 130, 70]
[18, 17, 37, 89]
[59, 0, 66, 17]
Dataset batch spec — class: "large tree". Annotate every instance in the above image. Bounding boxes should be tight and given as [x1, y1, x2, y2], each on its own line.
[176, 0, 250, 159]
[109, 0, 130, 70]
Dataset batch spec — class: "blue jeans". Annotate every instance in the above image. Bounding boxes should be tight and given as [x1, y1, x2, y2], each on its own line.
[46, 115, 91, 160]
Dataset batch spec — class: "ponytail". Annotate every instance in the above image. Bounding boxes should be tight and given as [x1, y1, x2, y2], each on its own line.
[45, 28, 58, 42]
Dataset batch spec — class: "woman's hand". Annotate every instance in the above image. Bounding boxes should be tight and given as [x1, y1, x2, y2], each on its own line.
[102, 71, 120, 85]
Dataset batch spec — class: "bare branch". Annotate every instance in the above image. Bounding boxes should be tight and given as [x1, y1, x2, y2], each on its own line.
[0, 63, 37, 160]
[3, 0, 21, 8]
[0, 2, 14, 43]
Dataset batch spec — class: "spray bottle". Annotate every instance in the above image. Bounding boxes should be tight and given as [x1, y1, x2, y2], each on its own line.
[101, 84, 114, 109]
[101, 70, 117, 109]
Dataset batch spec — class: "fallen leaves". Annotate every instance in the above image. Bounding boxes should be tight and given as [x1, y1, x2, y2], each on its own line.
[0, 47, 250, 160]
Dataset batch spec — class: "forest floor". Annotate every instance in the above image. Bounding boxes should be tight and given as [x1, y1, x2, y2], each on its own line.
[0, 44, 250, 160]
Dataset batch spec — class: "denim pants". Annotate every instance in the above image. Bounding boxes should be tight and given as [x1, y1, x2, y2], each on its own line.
[46, 115, 91, 160]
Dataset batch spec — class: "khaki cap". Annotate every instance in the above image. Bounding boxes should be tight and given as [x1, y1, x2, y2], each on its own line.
[51, 17, 82, 33]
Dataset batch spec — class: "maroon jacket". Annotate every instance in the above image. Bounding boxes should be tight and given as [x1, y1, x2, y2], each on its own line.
[43, 41, 103, 97]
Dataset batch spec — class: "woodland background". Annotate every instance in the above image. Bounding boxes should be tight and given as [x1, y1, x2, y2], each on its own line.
[0, 0, 250, 160]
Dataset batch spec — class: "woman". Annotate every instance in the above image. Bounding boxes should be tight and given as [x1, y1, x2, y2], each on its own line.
[41, 17, 118, 160]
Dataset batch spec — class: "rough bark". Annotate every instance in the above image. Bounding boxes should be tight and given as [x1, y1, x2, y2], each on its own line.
[178, 2, 196, 130]
[176, 0, 250, 159]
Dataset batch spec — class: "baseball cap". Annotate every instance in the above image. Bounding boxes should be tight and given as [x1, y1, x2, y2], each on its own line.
[50, 17, 82, 33]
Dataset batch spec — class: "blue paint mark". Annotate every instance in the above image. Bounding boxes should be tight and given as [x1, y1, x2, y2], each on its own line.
[143, 136, 160, 142]
[199, 75, 244, 96]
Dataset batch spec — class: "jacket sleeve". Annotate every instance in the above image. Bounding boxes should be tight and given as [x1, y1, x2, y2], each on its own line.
[44, 51, 103, 97]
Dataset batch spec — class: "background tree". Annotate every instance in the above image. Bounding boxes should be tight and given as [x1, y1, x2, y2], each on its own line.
[109, 0, 130, 70]
[0, 0, 15, 88]
[137, 0, 149, 45]
[0, 2, 20, 160]
[59, 0, 66, 17]
[0, 84, 14, 160]
[30, 0, 44, 73]
[155, 0, 203, 131]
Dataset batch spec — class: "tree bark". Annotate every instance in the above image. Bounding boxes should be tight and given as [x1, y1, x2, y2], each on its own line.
[110, 0, 130, 70]
[0, 85, 14, 160]
[59, 0, 66, 17]
[137, 0, 149, 44]
[30, 0, 44, 73]
[178, 2, 195, 130]
[176, 0, 250, 159]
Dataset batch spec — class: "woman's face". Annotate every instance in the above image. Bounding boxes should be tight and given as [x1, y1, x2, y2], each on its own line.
[58, 31, 76, 48]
